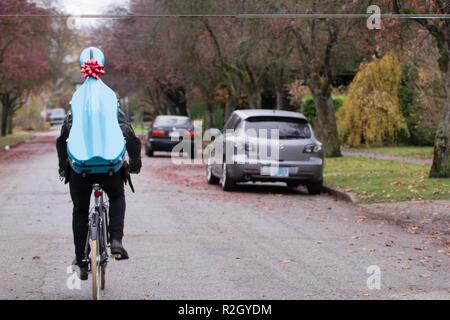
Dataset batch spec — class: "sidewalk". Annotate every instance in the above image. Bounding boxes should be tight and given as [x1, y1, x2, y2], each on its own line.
[342, 149, 432, 166]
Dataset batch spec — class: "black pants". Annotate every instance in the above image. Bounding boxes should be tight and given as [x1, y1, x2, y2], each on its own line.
[69, 169, 126, 264]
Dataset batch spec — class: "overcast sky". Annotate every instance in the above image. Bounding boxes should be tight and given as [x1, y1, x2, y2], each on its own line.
[57, 0, 129, 28]
[59, 0, 129, 15]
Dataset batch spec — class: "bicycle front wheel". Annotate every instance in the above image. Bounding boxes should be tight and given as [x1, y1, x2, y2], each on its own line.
[90, 239, 101, 300]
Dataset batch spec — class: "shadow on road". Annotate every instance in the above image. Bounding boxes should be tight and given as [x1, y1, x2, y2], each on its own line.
[221, 182, 310, 196]
[145, 152, 316, 197]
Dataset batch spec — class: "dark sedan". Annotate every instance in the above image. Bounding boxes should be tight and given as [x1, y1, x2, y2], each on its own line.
[145, 115, 195, 158]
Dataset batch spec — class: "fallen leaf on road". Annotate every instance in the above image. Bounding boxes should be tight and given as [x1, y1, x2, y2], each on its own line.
[414, 247, 424, 251]
[420, 257, 429, 263]
[351, 248, 367, 254]
[407, 226, 419, 234]
[355, 216, 367, 223]
[32, 256, 40, 260]
[385, 240, 395, 247]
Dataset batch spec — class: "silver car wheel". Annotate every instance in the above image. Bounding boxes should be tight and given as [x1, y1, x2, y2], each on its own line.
[206, 160, 212, 181]
[221, 163, 227, 187]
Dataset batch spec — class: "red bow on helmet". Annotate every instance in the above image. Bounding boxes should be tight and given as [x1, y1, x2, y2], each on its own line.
[80, 59, 105, 80]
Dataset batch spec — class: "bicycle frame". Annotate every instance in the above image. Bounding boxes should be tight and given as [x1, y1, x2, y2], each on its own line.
[83, 184, 110, 267]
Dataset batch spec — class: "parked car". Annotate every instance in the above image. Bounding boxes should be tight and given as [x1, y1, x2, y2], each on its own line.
[49, 108, 66, 126]
[205, 109, 324, 194]
[145, 115, 195, 158]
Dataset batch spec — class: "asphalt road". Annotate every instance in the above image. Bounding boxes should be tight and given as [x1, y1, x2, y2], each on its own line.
[0, 128, 448, 300]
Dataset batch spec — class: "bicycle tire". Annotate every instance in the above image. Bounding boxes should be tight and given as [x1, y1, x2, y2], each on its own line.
[90, 239, 100, 300]
[100, 265, 106, 290]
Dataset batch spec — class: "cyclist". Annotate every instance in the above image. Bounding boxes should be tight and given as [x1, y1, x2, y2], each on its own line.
[56, 47, 142, 280]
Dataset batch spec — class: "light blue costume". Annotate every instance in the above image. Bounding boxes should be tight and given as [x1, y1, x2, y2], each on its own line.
[67, 47, 126, 174]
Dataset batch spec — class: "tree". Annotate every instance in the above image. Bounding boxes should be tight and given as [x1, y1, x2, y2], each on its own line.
[98, 1, 192, 117]
[0, 0, 54, 136]
[277, 0, 372, 157]
[390, 0, 450, 177]
[337, 52, 408, 147]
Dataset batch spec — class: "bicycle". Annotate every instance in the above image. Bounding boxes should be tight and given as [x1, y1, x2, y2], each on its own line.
[77, 166, 135, 300]
[83, 184, 110, 300]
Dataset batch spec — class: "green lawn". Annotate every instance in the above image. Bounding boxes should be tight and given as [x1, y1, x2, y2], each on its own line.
[0, 132, 32, 149]
[324, 156, 449, 203]
[348, 146, 433, 159]
[131, 123, 148, 136]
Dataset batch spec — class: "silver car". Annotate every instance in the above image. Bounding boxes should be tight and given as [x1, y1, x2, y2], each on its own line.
[48, 108, 66, 126]
[205, 109, 324, 194]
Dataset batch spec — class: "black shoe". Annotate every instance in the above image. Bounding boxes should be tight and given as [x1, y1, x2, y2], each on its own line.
[78, 262, 89, 281]
[111, 239, 129, 260]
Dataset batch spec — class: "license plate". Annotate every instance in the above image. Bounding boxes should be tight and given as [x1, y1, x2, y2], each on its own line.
[260, 166, 289, 177]
[169, 131, 180, 138]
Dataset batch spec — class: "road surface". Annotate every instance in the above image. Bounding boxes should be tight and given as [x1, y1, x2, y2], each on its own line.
[0, 129, 448, 299]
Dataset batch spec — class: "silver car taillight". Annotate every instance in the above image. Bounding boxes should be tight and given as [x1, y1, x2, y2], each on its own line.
[304, 144, 322, 153]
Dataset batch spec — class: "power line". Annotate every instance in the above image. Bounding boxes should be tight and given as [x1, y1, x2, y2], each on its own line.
[0, 13, 448, 19]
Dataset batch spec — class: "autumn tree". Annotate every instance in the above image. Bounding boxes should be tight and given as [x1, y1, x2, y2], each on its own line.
[337, 52, 408, 147]
[387, 0, 450, 177]
[0, 0, 56, 136]
[99, 1, 191, 116]
[266, 0, 372, 157]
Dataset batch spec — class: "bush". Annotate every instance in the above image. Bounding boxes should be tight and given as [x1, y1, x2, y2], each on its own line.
[398, 62, 422, 144]
[399, 46, 444, 146]
[300, 95, 345, 123]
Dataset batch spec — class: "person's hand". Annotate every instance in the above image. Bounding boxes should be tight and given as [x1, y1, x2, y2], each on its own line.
[129, 158, 142, 174]
[58, 167, 65, 181]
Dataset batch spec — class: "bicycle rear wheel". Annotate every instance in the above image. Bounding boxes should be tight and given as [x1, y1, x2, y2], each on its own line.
[90, 239, 101, 300]
[100, 265, 106, 290]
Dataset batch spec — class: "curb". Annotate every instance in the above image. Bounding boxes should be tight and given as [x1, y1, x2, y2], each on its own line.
[322, 185, 357, 203]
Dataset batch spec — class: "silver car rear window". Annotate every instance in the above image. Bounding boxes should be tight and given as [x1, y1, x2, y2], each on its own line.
[244, 116, 311, 139]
